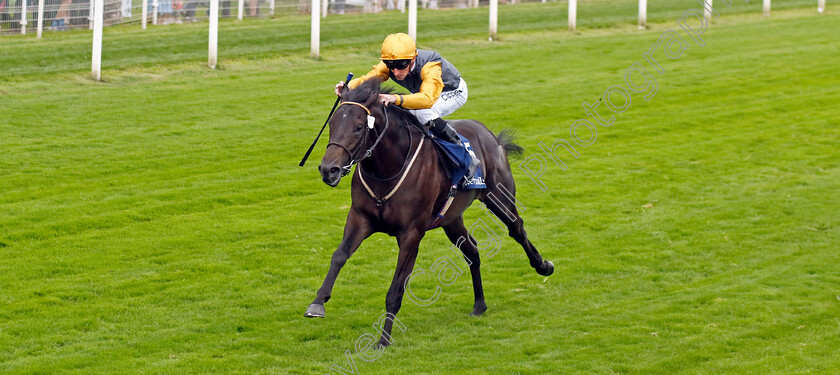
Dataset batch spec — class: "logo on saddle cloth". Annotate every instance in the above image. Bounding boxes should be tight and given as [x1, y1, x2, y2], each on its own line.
[432, 135, 486, 190]
[463, 173, 486, 189]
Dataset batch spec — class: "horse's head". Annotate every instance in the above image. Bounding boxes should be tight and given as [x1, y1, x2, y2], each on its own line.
[319, 79, 383, 187]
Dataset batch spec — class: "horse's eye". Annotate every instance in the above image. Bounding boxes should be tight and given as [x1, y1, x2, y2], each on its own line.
[355, 124, 364, 132]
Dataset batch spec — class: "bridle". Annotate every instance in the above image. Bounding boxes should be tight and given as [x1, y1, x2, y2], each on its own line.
[324, 99, 427, 207]
[326, 101, 390, 177]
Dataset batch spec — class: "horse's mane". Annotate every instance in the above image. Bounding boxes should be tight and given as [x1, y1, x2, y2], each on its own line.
[385, 103, 425, 130]
[344, 78, 424, 129]
[343, 78, 384, 102]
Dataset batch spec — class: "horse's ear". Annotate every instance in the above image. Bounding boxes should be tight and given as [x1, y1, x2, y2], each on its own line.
[341, 83, 350, 96]
[363, 85, 380, 108]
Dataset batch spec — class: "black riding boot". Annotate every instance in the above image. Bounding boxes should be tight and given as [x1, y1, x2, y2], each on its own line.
[426, 118, 480, 182]
[427, 118, 461, 144]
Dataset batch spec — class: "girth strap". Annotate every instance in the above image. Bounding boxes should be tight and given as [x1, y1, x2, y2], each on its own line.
[427, 185, 458, 229]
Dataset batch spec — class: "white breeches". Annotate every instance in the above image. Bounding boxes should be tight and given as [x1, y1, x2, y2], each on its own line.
[411, 77, 468, 124]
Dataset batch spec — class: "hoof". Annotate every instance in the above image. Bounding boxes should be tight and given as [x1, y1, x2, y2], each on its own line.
[304, 303, 325, 318]
[471, 303, 487, 316]
[377, 338, 392, 348]
[537, 260, 554, 276]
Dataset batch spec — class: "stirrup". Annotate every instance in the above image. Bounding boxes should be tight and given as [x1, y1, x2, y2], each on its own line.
[463, 153, 480, 182]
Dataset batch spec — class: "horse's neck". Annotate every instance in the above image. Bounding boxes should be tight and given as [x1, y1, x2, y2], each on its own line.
[361, 110, 413, 179]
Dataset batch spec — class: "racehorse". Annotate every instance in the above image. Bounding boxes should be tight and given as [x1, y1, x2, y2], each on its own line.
[305, 78, 554, 347]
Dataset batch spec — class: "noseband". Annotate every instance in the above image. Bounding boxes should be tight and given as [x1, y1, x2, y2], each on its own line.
[326, 101, 390, 177]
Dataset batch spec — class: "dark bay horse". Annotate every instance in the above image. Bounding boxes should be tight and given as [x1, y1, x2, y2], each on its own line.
[305, 78, 554, 347]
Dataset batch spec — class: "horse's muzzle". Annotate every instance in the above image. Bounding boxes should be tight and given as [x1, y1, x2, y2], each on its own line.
[319, 164, 342, 187]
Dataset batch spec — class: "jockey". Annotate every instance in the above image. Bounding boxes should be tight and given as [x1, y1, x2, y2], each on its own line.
[334, 33, 480, 182]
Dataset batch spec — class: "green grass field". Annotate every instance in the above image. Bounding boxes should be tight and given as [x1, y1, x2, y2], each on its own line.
[1, 1, 839, 373]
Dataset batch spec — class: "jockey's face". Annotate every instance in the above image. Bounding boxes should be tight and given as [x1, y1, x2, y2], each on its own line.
[390, 58, 414, 80]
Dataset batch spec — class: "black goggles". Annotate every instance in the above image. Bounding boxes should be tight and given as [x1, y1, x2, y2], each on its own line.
[383, 59, 412, 70]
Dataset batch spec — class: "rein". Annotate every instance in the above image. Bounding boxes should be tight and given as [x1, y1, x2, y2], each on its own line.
[358, 133, 425, 207]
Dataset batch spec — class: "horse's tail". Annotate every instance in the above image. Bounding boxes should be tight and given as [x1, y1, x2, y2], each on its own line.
[496, 129, 524, 157]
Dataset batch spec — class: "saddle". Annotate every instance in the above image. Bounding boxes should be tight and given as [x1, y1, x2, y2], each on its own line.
[431, 135, 486, 190]
[407, 120, 485, 189]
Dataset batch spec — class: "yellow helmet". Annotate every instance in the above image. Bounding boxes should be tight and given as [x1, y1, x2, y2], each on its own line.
[380, 33, 417, 61]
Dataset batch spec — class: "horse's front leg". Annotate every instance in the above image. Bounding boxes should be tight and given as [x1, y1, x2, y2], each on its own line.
[305, 210, 372, 318]
[377, 228, 424, 347]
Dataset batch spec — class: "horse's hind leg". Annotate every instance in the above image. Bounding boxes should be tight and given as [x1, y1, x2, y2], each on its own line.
[482, 182, 554, 276]
[442, 217, 487, 316]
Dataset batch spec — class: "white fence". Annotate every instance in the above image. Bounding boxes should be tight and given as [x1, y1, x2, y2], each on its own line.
[0, 0, 138, 34]
[2, 0, 830, 36]
[0, 0, 522, 35]
[0, 0, 830, 79]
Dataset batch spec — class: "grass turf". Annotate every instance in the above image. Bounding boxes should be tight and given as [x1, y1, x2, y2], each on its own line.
[1, 1, 839, 374]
